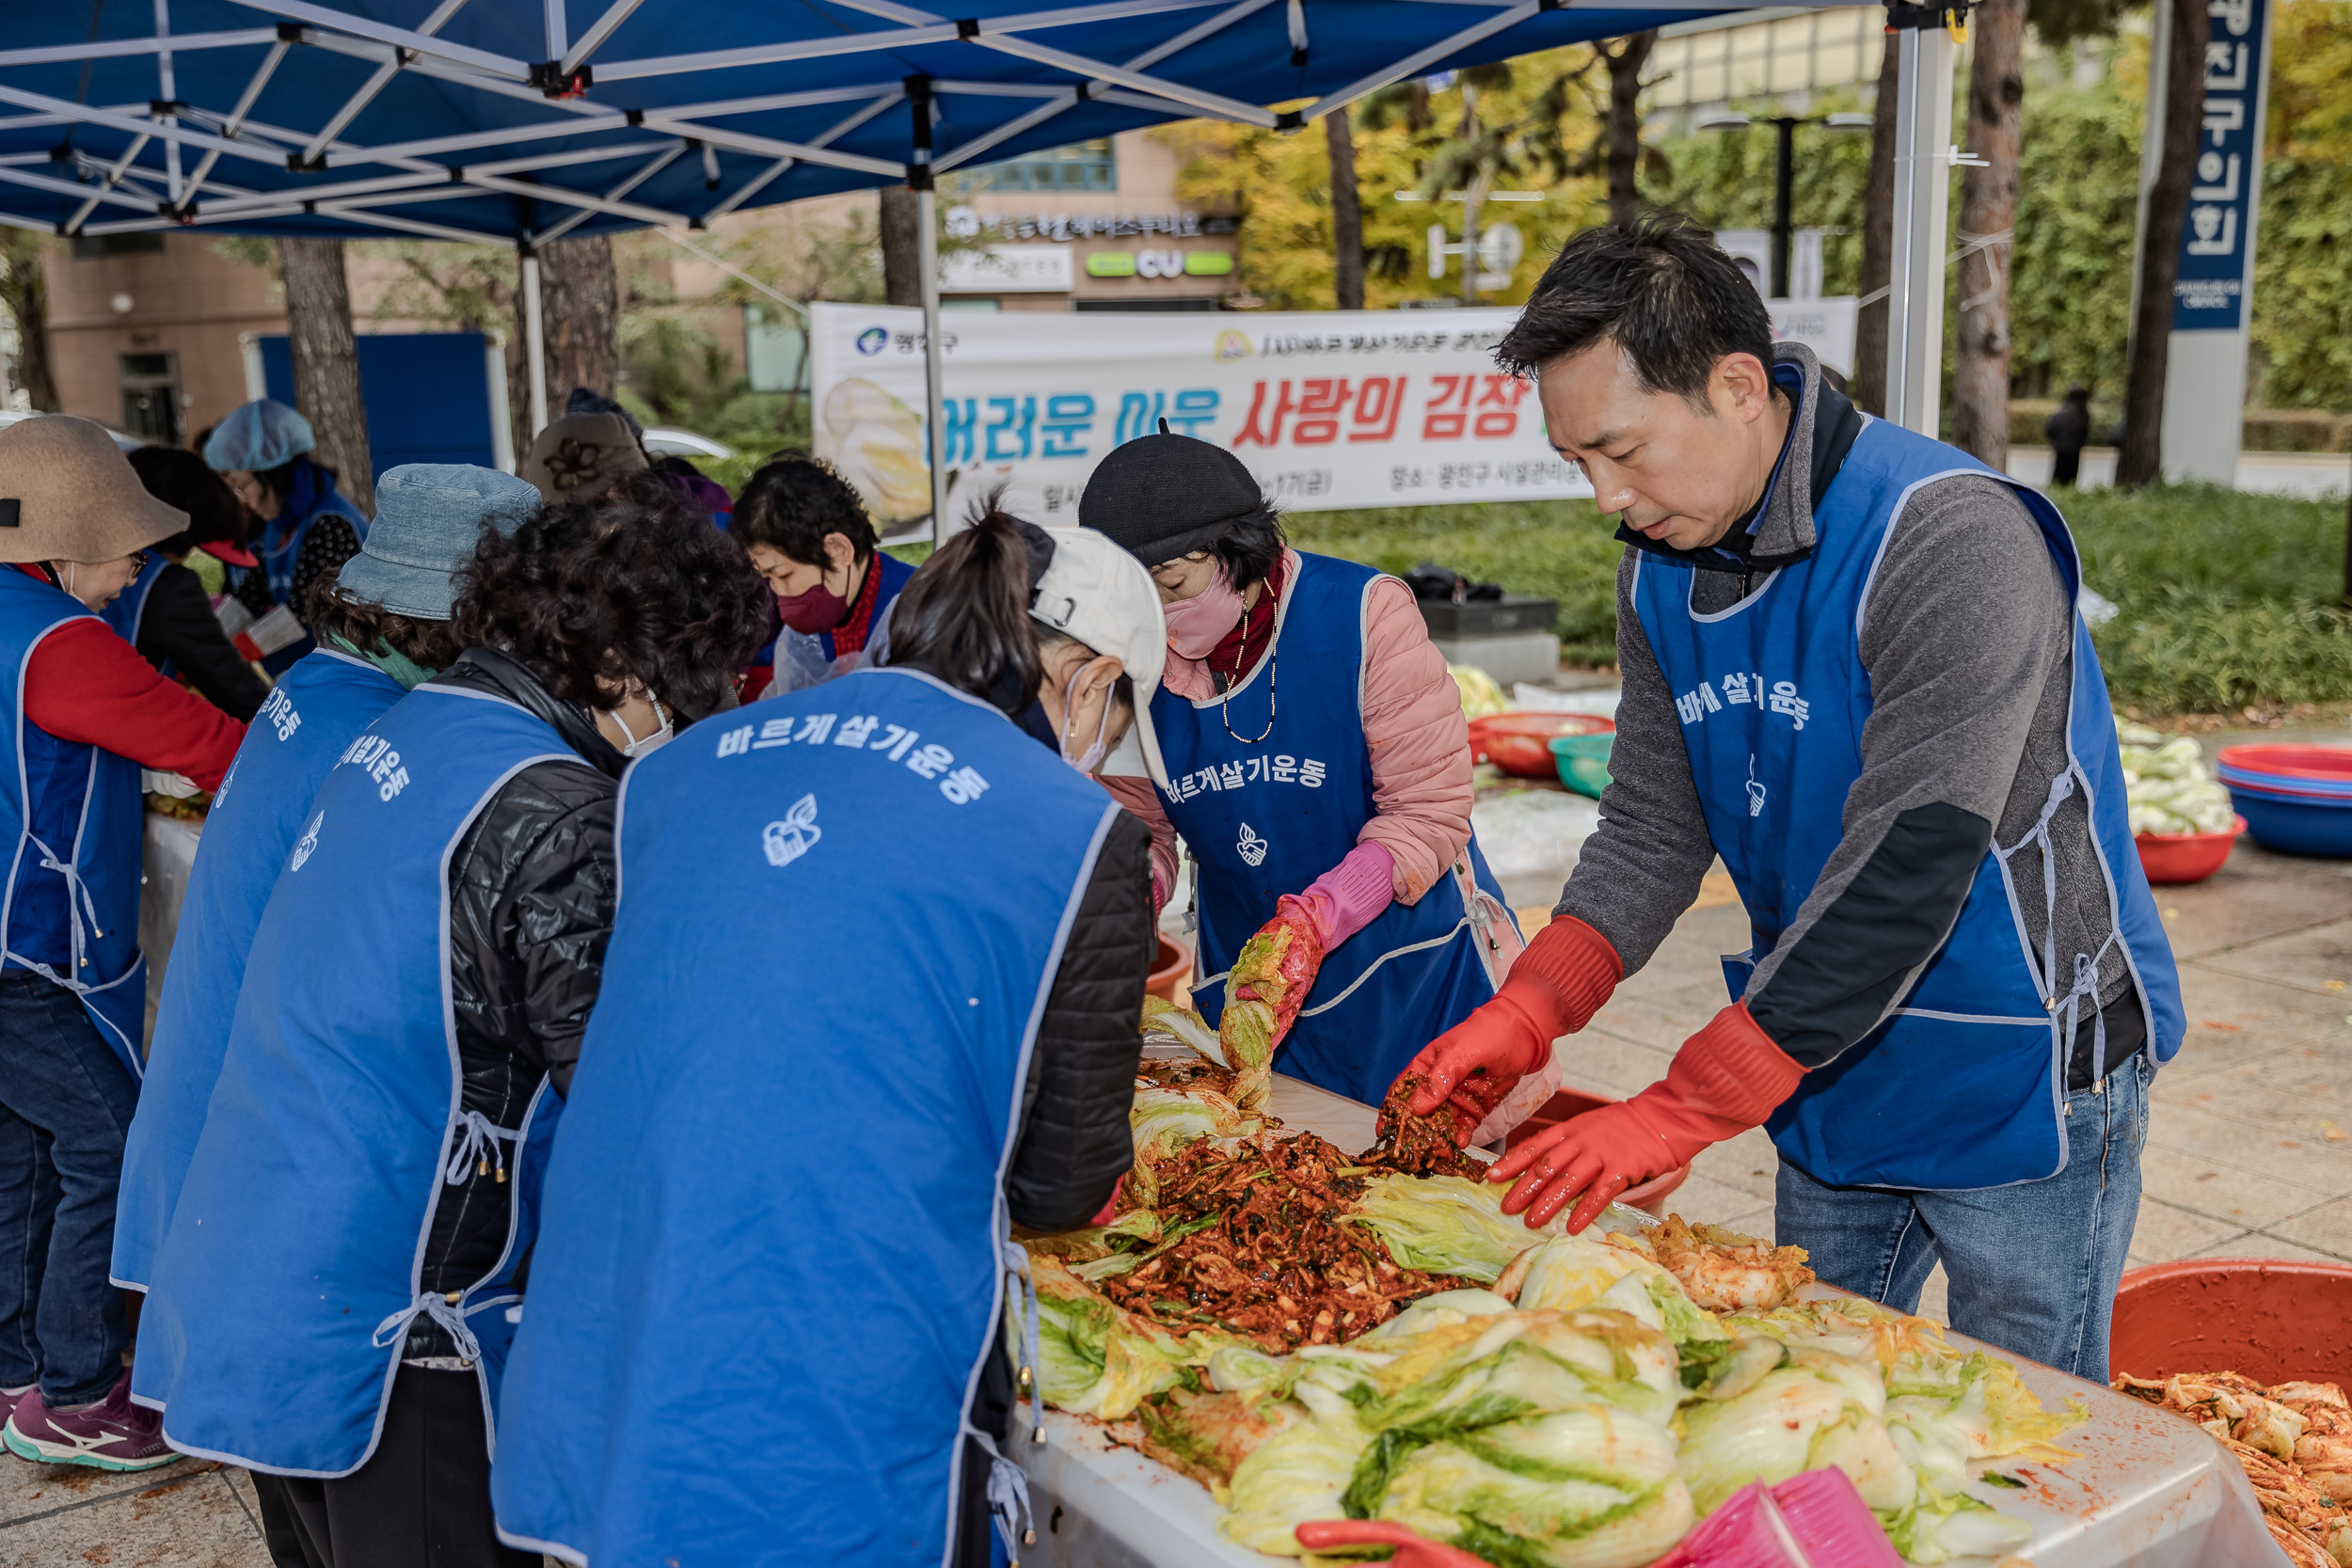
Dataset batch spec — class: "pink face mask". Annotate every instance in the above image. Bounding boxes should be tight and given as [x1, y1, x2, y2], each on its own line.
[1162, 567, 1246, 659]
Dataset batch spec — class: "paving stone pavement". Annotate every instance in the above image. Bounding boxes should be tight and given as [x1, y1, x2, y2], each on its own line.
[25, 755, 2352, 1562]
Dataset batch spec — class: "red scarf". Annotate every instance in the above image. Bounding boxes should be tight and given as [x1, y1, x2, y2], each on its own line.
[1208, 551, 1288, 686]
[831, 557, 885, 655]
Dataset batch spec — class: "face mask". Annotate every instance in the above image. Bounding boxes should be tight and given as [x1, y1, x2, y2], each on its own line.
[1059, 664, 1113, 773]
[610, 701, 674, 759]
[1161, 567, 1246, 660]
[773, 577, 850, 635]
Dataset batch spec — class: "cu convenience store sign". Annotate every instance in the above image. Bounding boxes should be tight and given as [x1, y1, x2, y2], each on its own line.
[807, 303, 1596, 525]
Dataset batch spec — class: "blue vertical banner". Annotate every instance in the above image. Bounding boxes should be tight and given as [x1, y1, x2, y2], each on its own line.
[2170, 0, 2271, 332]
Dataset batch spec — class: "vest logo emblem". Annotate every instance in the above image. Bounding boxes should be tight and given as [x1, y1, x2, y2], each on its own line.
[1745, 754, 1767, 819]
[1237, 822, 1268, 867]
[763, 795, 822, 868]
[290, 811, 324, 872]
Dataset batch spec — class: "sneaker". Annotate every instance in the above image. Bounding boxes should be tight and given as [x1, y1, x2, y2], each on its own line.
[3, 1369, 177, 1471]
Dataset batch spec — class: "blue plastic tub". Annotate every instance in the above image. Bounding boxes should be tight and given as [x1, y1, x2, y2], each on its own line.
[2227, 786, 2352, 857]
[1550, 732, 1614, 798]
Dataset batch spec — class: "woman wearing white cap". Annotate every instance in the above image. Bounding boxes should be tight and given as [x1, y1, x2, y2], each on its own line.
[489, 511, 1168, 1568]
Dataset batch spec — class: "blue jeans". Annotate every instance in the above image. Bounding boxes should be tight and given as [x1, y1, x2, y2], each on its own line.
[0, 971, 139, 1404]
[1774, 1050, 2151, 1383]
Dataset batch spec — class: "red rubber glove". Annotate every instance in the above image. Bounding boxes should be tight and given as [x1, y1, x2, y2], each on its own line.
[1396, 916, 1623, 1146]
[1295, 1520, 1496, 1566]
[1487, 1002, 1806, 1232]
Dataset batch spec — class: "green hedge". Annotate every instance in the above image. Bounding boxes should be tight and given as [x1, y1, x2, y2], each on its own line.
[1295, 485, 2352, 714]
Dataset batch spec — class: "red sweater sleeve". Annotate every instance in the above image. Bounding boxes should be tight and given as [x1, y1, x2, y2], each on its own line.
[24, 618, 246, 792]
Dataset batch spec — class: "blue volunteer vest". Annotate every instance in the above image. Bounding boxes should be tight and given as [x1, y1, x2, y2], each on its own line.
[490, 668, 1116, 1567]
[1152, 552, 1515, 1106]
[0, 568, 147, 1076]
[111, 649, 405, 1292]
[1631, 418, 2184, 1191]
[99, 552, 169, 647]
[133, 685, 580, 1475]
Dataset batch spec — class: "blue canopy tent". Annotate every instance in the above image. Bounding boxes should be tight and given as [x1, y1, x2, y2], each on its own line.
[0, 0, 1958, 517]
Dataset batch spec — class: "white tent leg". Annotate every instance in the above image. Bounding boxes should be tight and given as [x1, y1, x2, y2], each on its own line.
[1883, 22, 1955, 436]
[522, 250, 549, 437]
[917, 184, 948, 538]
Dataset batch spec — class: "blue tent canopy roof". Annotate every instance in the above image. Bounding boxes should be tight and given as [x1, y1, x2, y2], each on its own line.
[0, 0, 1842, 242]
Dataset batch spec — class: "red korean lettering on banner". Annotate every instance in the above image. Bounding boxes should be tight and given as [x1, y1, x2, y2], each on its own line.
[1292, 379, 1353, 445]
[1349, 376, 1406, 443]
[1473, 375, 1530, 437]
[1422, 374, 1474, 438]
[1233, 380, 1296, 447]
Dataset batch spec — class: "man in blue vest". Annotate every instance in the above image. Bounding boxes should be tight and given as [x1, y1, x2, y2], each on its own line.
[1400, 214, 2181, 1383]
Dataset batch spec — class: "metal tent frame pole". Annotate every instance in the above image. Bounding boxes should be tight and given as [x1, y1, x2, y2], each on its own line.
[909, 76, 949, 539]
[521, 248, 548, 436]
[1883, 8, 1956, 436]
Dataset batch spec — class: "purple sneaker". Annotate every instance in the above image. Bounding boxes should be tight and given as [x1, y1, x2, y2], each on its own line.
[4, 1369, 177, 1471]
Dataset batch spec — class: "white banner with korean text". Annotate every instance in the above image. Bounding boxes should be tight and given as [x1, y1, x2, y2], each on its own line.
[807, 303, 1594, 528]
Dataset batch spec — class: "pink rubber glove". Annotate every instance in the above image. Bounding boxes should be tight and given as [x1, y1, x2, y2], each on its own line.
[1278, 840, 1396, 950]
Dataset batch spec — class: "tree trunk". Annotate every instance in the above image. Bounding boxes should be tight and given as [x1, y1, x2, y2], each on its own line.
[1950, 0, 2027, 468]
[880, 184, 922, 308]
[1602, 31, 1657, 227]
[2119, 0, 2207, 488]
[278, 238, 373, 515]
[535, 234, 621, 414]
[1851, 40, 1902, 418]
[0, 234, 58, 411]
[1326, 109, 1365, 310]
[503, 282, 532, 460]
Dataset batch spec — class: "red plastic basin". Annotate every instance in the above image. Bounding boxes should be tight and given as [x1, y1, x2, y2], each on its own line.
[2216, 743, 2352, 784]
[1503, 1089, 1693, 1218]
[2110, 1259, 2352, 1386]
[2134, 816, 2246, 884]
[1470, 712, 1616, 778]
[1148, 934, 1192, 1002]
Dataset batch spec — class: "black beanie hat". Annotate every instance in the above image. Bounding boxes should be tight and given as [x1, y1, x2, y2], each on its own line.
[1077, 433, 1273, 566]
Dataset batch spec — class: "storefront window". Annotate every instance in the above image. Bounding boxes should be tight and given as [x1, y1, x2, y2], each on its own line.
[972, 138, 1117, 192]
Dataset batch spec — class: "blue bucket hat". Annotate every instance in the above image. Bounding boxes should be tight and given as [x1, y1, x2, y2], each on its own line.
[203, 399, 315, 473]
[334, 464, 540, 620]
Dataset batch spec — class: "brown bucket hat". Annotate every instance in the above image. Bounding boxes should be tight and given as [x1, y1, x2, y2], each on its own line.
[518, 412, 648, 503]
[0, 417, 186, 564]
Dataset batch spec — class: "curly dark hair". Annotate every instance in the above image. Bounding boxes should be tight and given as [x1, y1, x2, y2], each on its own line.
[733, 455, 878, 566]
[449, 478, 769, 723]
[300, 575, 466, 672]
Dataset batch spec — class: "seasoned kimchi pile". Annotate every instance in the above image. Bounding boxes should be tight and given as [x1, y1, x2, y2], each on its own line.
[2115, 1370, 2352, 1567]
[1366, 1073, 1484, 1179]
[1095, 1130, 1472, 1352]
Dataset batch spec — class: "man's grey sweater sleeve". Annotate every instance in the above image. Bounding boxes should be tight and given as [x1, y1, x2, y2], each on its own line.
[1742, 475, 2071, 1065]
[1551, 552, 1717, 974]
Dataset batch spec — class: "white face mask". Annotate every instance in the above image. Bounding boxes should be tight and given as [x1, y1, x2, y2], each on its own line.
[610, 701, 674, 759]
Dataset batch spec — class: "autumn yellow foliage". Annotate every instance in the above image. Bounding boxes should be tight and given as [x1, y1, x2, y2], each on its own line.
[1160, 52, 1615, 312]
